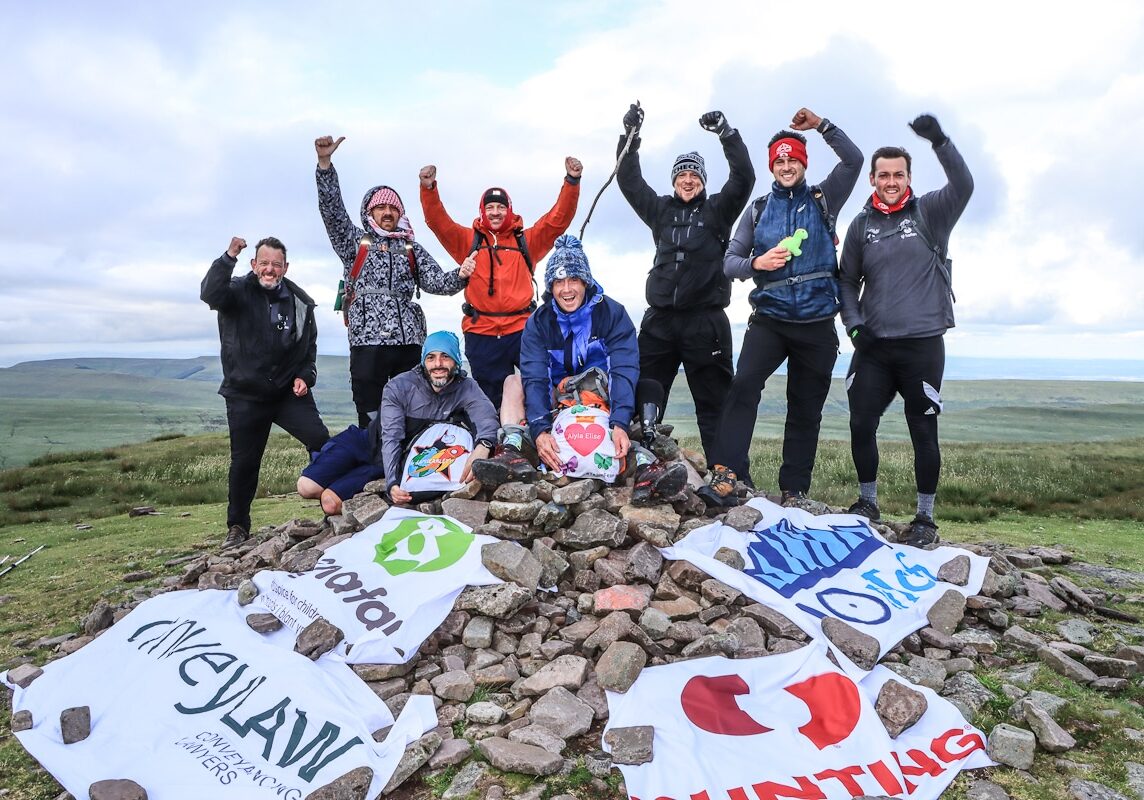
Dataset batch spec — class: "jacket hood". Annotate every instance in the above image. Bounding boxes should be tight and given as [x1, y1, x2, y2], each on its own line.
[359, 184, 415, 236]
[472, 213, 525, 238]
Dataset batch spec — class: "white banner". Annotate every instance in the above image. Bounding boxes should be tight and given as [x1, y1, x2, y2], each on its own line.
[4, 590, 437, 800]
[550, 405, 621, 481]
[252, 507, 502, 664]
[662, 498, 989, 675]
[603, 643, 994, 800]
[401, 422, 474, 493]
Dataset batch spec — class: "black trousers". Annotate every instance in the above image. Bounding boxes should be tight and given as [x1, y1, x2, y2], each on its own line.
[350, 344, 421, 427]
[711, 315, 838, 492]
[846, 335, 944, 495]
[637, 308, 734, 461]
[225, 392, 329, 531]
[464, 330, 523, 410]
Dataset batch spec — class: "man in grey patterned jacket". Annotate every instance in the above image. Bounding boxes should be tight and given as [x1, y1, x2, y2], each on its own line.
[315, 135, 471, 427]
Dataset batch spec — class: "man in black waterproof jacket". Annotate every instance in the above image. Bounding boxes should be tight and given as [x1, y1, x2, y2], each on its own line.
[201, 236, 330, 551]
[616, 103, 755, 463]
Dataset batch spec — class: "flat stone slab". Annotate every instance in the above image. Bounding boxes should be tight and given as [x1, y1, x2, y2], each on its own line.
[477, 737, 563, 776]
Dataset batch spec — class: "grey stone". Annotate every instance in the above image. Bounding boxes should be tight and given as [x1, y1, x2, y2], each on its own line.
[1004, 551, 1044, 569]
[1068, 780, 1132, 800]
[952, 629, 998, 653]
[1024, 579, 1070, 612]
[235, 579, 259, 606]
[428, 738, 473, 770]
[82, 601, 115, 635]
[534, 502, 574, 535]
[595, 642, 647, 692]
[11, 709, 32, 732]
[1083, 654, 1138, 679]
[430, 670, 475, 702]
[942, 672, 996, 717]
[1022, 699, 1076, 753]
[1039, 646, 1099, 684]
[531, 539, 569, 586]
[61, 705, 91, 744]
[553, 509, 627, 549]
[88, 779, 148, 800]
[725, 617, 767, 652]
[440, 761, 486, 799]
[462, 616, 495, 649]
[1002, 625, 1048, 652]
[493, 482, 539, 503]
[1058, 618, 1097, 645]
[937, 555, 972, 586]
[342, 493, 389, 528]
[1009, 690, 1067, 722]
[742, 604, 807, 640]
[822, 617, 880, 670]
[576, 676, 609, 721]
[552, 480, 597, 505]
[6, 664, 43, 688]
[295, 618, 344, 661]
[529, 687, 594, 738]
[986, 723, 1035, 769]
[624, 541, 664, 584]
[875, 678, 928, 737]
[583, 611, 637, 651]
[488, 499, 544, 524]
[713, 547, 746, 571]
[1090, 677, 1129, 692]
[700, 578, 741, 606]
[304, 766, 372, 799]
[1006, 595, 1043, 617]
[475, 519, 532, 541]
[478, 737, 563, 776]
[926, 589, 967, 635]
[723, 505, 762, 532]
[441, 498, 490, 531]
[456, 582, 532, 618]
[619, 505, 681, 541]
[604, 724, 655, 765]
[508, 723, 567, 754]
[467, 701, 506, 724]
[1125, 763, 1144, 800]
[885, 656, 946, 691]
[967, 780, 1011, 800]
[638, 607, 672, 639]
[382, 732, 442, 793]
[681, 632, 741, 659]
[1115, 645, 1144, 671]
[517, 655, 591, 696]
[1051, 577, 1095, 610]
[246, 612, 283, 634]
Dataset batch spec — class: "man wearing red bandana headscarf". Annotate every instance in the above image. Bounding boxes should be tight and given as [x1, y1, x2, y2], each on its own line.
[838, 114, 974, 548]
[704, 108, 862, 510]
[314, 135, 467, 428]
[418, 158, 582, 409]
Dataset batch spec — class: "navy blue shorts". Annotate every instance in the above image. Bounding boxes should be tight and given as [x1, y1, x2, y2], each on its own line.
[301, 426, 384, 502]
[464, 330, 523, 409]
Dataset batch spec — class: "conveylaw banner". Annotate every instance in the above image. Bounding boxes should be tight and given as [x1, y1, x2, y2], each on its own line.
[252, 506, 502, 664]
[4, 589, 437, 800]
[661, 498, 989, 675]
[603, 643, 994, 800]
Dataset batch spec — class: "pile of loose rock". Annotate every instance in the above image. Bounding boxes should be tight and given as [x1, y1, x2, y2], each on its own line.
[6, 445, 1144, 800]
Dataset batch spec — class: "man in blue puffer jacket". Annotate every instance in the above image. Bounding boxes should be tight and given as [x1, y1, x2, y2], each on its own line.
[704, 108, 862, 507]
[471, 236, 686, 503]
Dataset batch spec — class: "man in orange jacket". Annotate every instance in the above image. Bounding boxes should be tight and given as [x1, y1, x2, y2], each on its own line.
[419, 158, 581, 408]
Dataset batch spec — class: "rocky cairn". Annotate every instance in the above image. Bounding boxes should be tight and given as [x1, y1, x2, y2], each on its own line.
[5, 444, 1144, 800]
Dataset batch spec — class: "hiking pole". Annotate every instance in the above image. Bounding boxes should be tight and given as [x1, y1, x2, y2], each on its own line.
[0, 544, 44, 581]
[579, 101, 640, 241]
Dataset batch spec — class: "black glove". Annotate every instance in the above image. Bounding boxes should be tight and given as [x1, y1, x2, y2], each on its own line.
[699, 110, 729, 136]
[849, 325, 877, 353]
[623, 103, 644, 134]
[909, 114, 948, 147]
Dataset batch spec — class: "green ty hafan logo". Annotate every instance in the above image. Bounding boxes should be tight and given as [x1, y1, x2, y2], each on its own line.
[374, 516, 473, 575]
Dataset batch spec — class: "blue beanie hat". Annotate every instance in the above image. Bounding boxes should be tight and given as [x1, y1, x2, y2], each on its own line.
[544, 235, 593, 292]
[421, 330, 462, 366]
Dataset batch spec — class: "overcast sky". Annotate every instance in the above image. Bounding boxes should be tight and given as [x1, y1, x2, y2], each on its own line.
[2, 0, 1142, 368]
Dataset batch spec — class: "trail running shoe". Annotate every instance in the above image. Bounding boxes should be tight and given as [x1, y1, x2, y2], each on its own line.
[632, 460, 688, 505]
[847, 497, 881, 521]
[903, 515, 940, 547]
[221, 524, 250, 551]
[709, 464, 737, 499]
[470, 444, 537, 488]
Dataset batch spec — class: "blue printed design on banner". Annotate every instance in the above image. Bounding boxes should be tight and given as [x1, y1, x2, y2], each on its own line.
[743, 519, 887, 598]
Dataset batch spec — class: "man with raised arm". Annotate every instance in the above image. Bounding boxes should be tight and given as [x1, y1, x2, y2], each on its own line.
[839, 114, 974, 547]
[201, 236, 330, 550]
[704, 108, 862, 507]
[615, 103, 755, 465]
[419, 157, 581, 409]
[315, 135, 468, 427]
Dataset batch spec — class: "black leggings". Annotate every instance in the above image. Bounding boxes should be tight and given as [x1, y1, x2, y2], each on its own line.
[846, 335, 944, 494]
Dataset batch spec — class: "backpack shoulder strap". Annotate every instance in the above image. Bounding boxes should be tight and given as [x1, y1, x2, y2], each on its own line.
[404, 242, 421, 298]
[750, 195, 768, 227]
[514, 229, 534, 274]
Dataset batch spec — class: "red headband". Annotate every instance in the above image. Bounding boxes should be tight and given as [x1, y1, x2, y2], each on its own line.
[769, 138, 808, 172]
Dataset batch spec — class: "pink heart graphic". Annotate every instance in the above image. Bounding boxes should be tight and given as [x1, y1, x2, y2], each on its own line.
[565, 423, 606, 456]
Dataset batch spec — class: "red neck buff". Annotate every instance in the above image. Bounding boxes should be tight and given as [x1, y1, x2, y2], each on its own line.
[871, 187, 912, 215]
[768, 138, 808, 171]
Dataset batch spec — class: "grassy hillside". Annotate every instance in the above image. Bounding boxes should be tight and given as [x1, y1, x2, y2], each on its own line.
[3, 357, 1144, 468]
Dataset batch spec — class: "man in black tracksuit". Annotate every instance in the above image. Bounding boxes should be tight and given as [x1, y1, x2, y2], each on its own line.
[708, 108, 862, 507]
[616, 103, 755, 464]
[201, 236, 330, 550]
[839, 115, 973, 547]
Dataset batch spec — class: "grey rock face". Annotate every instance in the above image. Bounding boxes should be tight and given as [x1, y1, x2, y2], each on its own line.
[477, 737, 563, 776]
[82, 601, 115, 635]
[986, 723, 1035, 769]
[1057, 618, 1097, 645]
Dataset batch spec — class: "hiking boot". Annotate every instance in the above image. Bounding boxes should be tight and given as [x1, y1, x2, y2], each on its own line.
[697, 484, 739, 509]
[903, 515, 940, 548]
[470, 444, 537, 488]
[847, 497, 881, 521]
[631, 460, 688, 505]
[709, 464, 737, 499]
[221, 524, 250, 551]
